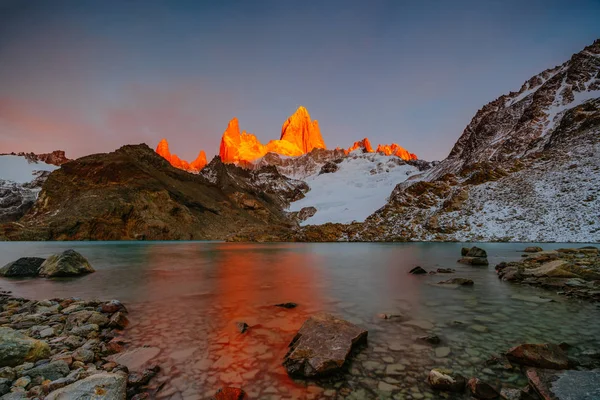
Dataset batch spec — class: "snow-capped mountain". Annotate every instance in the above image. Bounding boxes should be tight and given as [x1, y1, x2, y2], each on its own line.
[0, 155, 60, 222]
[287, 152, 429, 225]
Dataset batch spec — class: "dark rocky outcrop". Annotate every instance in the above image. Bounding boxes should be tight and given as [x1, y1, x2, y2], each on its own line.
[319, 161, 339, 174]
[0, 258, 45, 277]
[283, 313, 367, 377]
[409, 266, 427, 275]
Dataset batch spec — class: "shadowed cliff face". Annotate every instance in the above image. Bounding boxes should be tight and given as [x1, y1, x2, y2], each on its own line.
[0, 144, 296, 240]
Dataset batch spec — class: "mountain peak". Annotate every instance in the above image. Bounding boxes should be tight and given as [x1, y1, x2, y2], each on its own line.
[155, 139, 206, 173]
[280, 106, 326, 153]
[346, 138, 374, 154]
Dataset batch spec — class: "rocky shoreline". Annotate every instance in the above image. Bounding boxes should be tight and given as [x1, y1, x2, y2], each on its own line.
[496, 246, 600, 302]
[0, 292, 163, 399]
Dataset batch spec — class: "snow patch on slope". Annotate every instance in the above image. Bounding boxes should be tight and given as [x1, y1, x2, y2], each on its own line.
[0, 155, 58, 184]
[289, 153, 420, 225]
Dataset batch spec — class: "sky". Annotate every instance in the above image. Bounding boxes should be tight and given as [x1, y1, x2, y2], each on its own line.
[0, 0, 599, 162]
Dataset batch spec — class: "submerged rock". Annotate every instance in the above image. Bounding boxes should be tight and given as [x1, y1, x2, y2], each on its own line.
[45, 372, 126, 399]
[274, 302, 297, 309]
[38, 250, 95, 277]
[0, 257, 45, 277]
[283, 313, 367, 377]
[409, 266, 427, 275]
[213, 387, 248, 400]
[506, 343, 570, 369]
[438, 278, 474, 286]
[427, 368, 466, 392]
[467, 377, 501, 399]
[0, 327, 51, 367]
[236, 322, 249, 334]
[459, 256, 489, 266]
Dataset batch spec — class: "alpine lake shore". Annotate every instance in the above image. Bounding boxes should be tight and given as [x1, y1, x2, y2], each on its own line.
[0, 245, 599, 400]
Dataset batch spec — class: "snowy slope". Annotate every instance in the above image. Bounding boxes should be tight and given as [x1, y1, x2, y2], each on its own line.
[0, 155, 58, 183]
[288, 152, 421, 225]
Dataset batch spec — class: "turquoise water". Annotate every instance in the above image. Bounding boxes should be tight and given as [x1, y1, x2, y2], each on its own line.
[0, 242, 598, 399]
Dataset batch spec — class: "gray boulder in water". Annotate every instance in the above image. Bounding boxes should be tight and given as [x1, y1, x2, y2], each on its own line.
[0, 257, 45, 277]
[283, 313, 367, 377]
[38, 250, 95, 277]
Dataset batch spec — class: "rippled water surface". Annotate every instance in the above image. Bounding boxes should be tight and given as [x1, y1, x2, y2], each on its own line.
[1, 242, 599, 399]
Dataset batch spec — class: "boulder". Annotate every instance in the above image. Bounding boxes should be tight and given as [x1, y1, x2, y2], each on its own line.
[319, 161, 339, 174]
[100, 300, 128, 314]
[427, 368, 466, 392]
[409, 266, 427, 275]
[213, 387, 248, 400]
[467, 377, 501, 399]
[524, 246, 543, 253]
[45, 372, 126, 400]
[108, 312, 129, 330]
[283, 313, 367, 377]
[461, 247, 470, 256]
[458, 257, 489, 266]
[0, 258, 45, 277]
[38, 250, 95, 277]
[0, 327, 51, 367]
[438, 278, 474, 286]
[506, 343, 570, 369]
[466, 247, 487, 257]
[526, 368, 600, 400]
[22, 360, 69, 381]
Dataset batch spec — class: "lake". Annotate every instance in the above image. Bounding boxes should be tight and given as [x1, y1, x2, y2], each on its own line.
[0, 241, 598, 399]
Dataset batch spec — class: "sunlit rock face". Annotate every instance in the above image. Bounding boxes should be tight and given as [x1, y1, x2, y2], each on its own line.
[280, 106, 326, 154]
[375, 143, 418, 161]
[345, 138, 374, 154]
[155, 139, 207, 172]
[219, 107, 327, 164]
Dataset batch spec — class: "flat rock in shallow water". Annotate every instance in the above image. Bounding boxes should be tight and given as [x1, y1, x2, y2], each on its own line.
[458, 256, 489, 266]
[283, 313, 367, 377]
[0, 257, 45, 277]
[527, 368, 600, 400]
[511, 294, 553, 304]
[107, 347, 160, 372]
[45, 372, 126, 400]
[39, 250, 95, 277]
[506, 343, 569, 369]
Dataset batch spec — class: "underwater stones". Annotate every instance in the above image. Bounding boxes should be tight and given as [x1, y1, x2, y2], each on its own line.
[427, 368, 466, 392]
[506, 343, 570, 369]
[213, 387, 248, 400]
[435, 347, 451, 358]
[409, 266, 427, 275]
[467, 377, 501, 399]
[438, 278, 474, 286]
[235, 322, 249, 334]
[417, 334, 441, 345]
[283, 313, 367, 377]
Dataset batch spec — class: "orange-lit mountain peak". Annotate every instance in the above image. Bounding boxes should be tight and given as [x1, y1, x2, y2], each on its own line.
[376, 143, 418, 161]
[155, 139, 206, 172]
[345, 138, 374, 154]
[280, 106, 326, 153]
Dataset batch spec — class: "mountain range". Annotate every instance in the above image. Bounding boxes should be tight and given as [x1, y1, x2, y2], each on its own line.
[0, 39, 598, 242]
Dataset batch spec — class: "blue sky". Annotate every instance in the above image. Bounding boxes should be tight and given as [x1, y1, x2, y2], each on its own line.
[0, 0, 599, 161]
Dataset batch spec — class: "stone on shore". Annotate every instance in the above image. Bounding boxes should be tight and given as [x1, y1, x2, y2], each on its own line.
[409, 266, 427, 275]
[0, 327, 51, 367]
[0, 258, 45, 277]
[23, 360, 70, 381]
[283, 313, 367, 377]
[38, 250, 95, 277]
[526, 368, 600, 400]
[427, 368, 466, 392]
[45, 372, 126, 399]
[506, 343, 570, 369]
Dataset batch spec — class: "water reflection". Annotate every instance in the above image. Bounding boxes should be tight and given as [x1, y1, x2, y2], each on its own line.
[0, 242, 599, 399]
